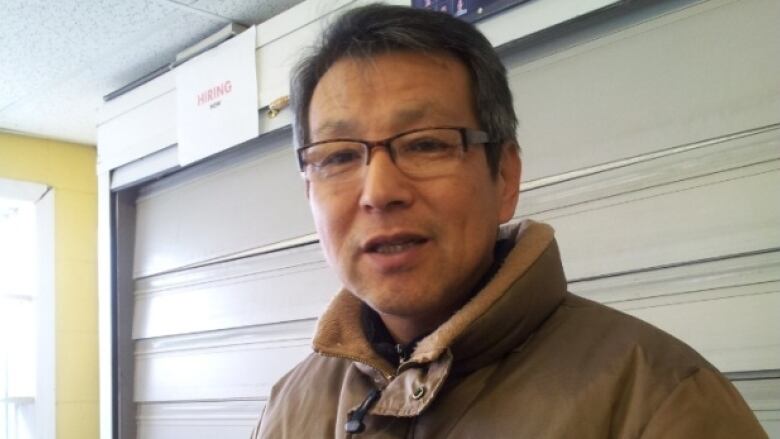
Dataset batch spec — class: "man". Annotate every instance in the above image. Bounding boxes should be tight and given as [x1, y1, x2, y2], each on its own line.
[253, 4, 766, 438]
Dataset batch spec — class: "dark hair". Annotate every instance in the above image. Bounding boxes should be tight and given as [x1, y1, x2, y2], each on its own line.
[290, 3, 518, 175]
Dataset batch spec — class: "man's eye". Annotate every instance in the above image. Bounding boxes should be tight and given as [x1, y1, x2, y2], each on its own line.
[406, 139, 453, 153]
[319, 149, 362, 167]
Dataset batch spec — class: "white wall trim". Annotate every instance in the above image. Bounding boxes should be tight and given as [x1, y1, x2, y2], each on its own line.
[35, 188, 55, 439]
[0, 178, 48, 202]
[97, 172, 113, 439]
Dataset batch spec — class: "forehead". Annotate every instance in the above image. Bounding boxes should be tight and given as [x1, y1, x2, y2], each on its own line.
[308, 51, 477, 140]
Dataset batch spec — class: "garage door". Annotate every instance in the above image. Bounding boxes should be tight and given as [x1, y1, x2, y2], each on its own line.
[122, 0, 780, 436]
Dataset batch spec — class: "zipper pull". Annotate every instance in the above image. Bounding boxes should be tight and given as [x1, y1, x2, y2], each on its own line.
[345, 388, 382, 434]
[396, 343, 410, 363]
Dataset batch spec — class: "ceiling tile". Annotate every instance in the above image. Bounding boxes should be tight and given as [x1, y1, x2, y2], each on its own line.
[0, 0, 93, 109]
[0, 9, 235, 144]
[94, 12, 229, 95]
[0, 76, 102, 145]
[0, 0, 306, 143]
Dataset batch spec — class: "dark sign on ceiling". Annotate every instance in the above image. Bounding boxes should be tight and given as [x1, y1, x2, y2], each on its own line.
[411, 0, 533, 23]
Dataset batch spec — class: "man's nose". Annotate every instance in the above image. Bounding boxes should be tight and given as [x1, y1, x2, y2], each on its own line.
[359, 148, 414, 212]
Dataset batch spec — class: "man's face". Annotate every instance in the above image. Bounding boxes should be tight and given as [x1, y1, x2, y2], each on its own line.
[307, 51, 519, 328]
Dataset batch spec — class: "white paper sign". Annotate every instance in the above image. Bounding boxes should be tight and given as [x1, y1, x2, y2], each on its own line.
[176, 26, 259, 165]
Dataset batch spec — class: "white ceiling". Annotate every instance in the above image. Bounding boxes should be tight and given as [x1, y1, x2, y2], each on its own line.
[0, 0, 306, 146]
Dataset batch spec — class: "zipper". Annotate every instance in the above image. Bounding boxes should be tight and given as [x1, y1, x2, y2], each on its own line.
[396, 343, 414, 363]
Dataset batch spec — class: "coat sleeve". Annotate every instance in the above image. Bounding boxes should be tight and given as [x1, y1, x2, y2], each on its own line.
[639, 367, 767, 438]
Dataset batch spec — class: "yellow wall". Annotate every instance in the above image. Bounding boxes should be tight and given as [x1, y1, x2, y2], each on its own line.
[0, 132, 98, 439]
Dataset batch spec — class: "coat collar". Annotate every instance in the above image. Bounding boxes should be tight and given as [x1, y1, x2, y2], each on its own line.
[312, 220, 566, 375]
[311, 220, 568, 416]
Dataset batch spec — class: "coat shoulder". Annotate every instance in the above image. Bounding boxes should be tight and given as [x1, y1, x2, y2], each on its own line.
[519, 293, 763, 437]
[554, 293, 713, 376]
[429, 292, 763, 438]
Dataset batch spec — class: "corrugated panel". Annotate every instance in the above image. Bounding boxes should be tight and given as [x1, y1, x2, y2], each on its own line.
[133, 129, 312, 278]
[136, 401, 265, 439]
[133, 243, 336, 339]
[733, 379, 780, 438]
[508, 0, 780, 181]
[134, 320, 313, 402]
[523, 126, 780, 279]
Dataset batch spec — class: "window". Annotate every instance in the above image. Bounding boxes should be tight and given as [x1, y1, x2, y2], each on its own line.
[0, 198, 37, 439]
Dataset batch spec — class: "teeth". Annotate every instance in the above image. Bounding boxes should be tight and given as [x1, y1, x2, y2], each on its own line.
[375, 241, 418, 254]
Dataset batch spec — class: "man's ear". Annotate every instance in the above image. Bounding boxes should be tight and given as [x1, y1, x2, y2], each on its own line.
[497, 141, 521, 224]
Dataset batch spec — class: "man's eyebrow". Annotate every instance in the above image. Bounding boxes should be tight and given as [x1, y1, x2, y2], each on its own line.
[311, 106, 435, 140]
[390, 107, 430, 127]
[311, 119, 359, 140]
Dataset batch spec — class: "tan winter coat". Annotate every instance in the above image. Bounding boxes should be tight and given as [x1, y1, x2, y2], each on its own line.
[253, 221, 766, 438]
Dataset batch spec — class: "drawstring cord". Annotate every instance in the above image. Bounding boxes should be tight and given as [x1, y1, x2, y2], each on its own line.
[345, 388, 382, 434]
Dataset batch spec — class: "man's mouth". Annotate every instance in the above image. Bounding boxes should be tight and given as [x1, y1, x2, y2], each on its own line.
[363, 234, 429, 255]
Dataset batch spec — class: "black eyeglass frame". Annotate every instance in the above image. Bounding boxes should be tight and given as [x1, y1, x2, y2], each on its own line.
[296, 126, 491, 173]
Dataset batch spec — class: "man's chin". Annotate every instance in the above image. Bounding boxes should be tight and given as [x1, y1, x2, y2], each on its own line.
[361, 290, 445, 318]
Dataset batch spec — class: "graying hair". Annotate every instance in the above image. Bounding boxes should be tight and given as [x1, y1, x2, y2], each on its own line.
[289, 3, 518, 175]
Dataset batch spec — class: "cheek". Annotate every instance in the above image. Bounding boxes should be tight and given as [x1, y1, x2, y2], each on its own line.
[454, 179, 502, 244]
[310, 192, 353, 260]
[431, 185, 486, 249]
[460, 180, 498, 223]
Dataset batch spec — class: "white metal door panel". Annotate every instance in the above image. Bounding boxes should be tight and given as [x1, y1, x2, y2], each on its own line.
[517, 126, 780, 278]
[136, 401, 264, 439]
[626, 291, 780, 373]
[134, 320, 314, 402]
[133, 130, 312, 278]
[518, 126, 777, 218]
[571, 252, 780, 307]
[549, 164, 779, 278]
[508, 0, 780, 182]
[133, 243, 337, 339]
[734, 380, 780, 438]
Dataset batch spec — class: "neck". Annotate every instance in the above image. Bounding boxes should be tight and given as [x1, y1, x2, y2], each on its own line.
[379, 311, 446, 345]
[380, 260, 498, 345]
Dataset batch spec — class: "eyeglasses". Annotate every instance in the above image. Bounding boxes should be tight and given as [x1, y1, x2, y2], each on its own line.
[297, 126, 490, 183]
